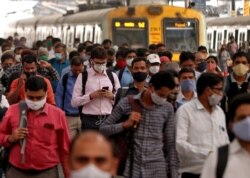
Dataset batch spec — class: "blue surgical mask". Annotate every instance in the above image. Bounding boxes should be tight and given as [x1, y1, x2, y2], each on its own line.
[55, 53, 62, 60]
[232, 117, 250, 141]
[180, 79, 196, 92]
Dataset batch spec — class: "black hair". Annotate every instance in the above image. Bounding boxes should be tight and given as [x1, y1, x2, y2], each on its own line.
[69, 51, 80, 61]
[91, 47, 107, 60]
[14, 46, 24, 53]
[149, 44, 157, 50]
[102, 39, 112, 45]
[206, 55, 218, 64]
[149, 71, 176, 90]
[52, 38, 61, 46]
[22, 55, 37, 64]
[136, 48, 149, 57]
[107, 48, 115, 56]
[25, 76, 47, 92]
[198, 45, 207, 53]
[77, 43, 86, 53]
[1, 42, 11, 52]
[156, 43, 165, 49]
[86, 45, 94, 54]
[229, 93, 250, 122]
[116, 47, 129, 59]
[179, 51, 195, 65]
[54, 43, 66, 49]
[179, 67, 195, 79]
[125, 49, 136, 58]
[131, 57, 147, 68]
[158, 51, 173, 60]
[1, 53, 14, 63]
[232, 51, 250, 63]
[71, 56, 83, 66]
[167, 70, 179, 78]
[196, 73, 223, 96]
[46, 35, 53, 40]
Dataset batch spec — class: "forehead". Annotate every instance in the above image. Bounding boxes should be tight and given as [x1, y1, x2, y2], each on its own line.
[155, 86, 171, 94]
[26, 89, 46, 96]
[195, 52, 204, 59]
[23, 62, 36, 67]
[72, 139, 112, 158]
[182, 60, 195, 65]
[126, 52, 136, 57]
[133, 61, 146, 68]
[234, 56, 248, 63]
[180, 72, 194, 78]
[234, 104, 250, 119]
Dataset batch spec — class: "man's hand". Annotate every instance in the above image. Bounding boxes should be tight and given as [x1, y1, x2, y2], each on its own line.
[8, 128, 28, 143]
[123, 111, 141, 129]
[104, 91, 114, 100]
[18, 74, 27, 86]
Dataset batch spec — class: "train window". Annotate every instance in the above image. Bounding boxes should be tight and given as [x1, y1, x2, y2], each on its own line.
[112, 18, 148, 48]
[163, 19, 199, 52]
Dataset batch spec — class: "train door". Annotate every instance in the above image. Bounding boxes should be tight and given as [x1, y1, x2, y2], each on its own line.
[216, 30, 223, 51]
[93, 24, 102, 44]
[75, 25, 84, 43]
[235, 29, 239, 44]
[84, 25, 94, 42]
[207, 32, 212, 52]
[67, 25, 75, 48]
[213, 30, 216, 51]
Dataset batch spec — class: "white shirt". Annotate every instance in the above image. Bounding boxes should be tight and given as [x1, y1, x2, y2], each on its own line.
[175, 99, 229, 174]
[201, 139, 250, 178]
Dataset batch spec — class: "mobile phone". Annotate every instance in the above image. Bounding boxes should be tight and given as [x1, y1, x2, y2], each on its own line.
[102, 86, 109, 91]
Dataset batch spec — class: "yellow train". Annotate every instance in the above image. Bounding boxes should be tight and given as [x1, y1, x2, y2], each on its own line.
[7, 4, 207, 61]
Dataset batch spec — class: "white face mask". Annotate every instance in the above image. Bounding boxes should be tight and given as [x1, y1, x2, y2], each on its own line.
[151, 92, 166, 105]
[25, 96, 46, 111]
[94, 63, 106, 73]
[149, 66, 160, 74]
[208, 92, 223, 107]
[15, 54, 21, 62]
[70, 164, 112, 178]
[126, 58, 134, 67]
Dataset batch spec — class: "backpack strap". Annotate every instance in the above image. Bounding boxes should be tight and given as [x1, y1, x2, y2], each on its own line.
[216, 145, 229, 178]
[106, 70, 115, 93]
[118, 68, 125, 82]
[81, 70, 88, 95]
[62, 73, 69, 110]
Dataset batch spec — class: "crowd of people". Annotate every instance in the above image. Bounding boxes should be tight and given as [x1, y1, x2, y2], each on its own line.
[0, 34, 249, 178]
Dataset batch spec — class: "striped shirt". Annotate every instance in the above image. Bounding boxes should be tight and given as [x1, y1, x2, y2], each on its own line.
[100, 92, 179, 178]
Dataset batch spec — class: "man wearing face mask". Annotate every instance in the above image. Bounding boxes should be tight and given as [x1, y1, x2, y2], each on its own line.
[100, 72, 179, 178]
[69, 131, 119, 178]
[201, 93, 250, 178]
[146, 54, 161, 84]
[176, 73, 229, 178]
[117, 49, 137, 87]
[72, 47, 120, 130]
[49, 43, 70, 77]
[14, 46, 23, 64]
[195, 51, 207, 73]
[167, 70, 180, 112]
[0, 76, 70, 178]
[7, 55, 55, 105]
[176, 68, 197, 108]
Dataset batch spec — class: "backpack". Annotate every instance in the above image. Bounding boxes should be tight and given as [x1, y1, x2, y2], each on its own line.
[79, 69, 115, 118]
[62, 72, 69, 110]
[216, 145, 229, 178]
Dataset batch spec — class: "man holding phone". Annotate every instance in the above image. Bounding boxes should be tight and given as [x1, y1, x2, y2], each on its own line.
[72, 47, 120, 130]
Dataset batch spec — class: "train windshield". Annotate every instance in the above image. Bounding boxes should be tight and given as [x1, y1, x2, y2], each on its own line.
[163, 18, 199, 52]
[112, 19, 148, 48]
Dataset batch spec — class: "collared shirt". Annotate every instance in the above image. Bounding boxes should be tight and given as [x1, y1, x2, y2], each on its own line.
[100, 92, 179, 178]
[201, 139, 250, 178]
[176, 91, 197, 108]
[9, 76, 56, 105]
[0, 103, 70, 177]
[71, 68, 120, 115]
[55, 71, 78, 115]
[195, 71, 201, 79]
[116, 67, 133, 87]
[175, 99, 229, 174]
[61, 66, 71, 78]
[49, 58, 70, 77]
[230, 73, 249, 88]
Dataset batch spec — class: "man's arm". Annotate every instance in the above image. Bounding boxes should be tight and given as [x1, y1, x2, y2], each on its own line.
[99, 98, 128, 136]
[45, 78, 56, 105]
[163, 105, 179, 178]
[57, 113, 70, 178]
[7, 78, 23, 105]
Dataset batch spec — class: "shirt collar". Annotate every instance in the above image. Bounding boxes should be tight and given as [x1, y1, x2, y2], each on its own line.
[194, 98, 205, 110]
[28, 103, 49, 116]
[230, 73, 250, 83]
[124, 66, 131, 73]
[177, 91, 197, 101]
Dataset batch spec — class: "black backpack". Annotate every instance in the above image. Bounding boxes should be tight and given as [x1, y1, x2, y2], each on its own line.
[61, 70, 115, 118]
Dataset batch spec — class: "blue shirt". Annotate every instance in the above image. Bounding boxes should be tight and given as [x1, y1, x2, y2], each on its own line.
[116, 66, 133, 87]
[49, 58, 70, 77]
[55, 71, 79, 115]
[61, 66, 70, 78]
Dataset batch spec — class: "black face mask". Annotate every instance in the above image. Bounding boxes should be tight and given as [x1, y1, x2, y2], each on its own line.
[132, 72, 147, 82]
[197, 61, 206, 72]
[24, 72, 36, 78]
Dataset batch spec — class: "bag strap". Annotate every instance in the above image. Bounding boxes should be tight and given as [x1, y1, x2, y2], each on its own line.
[118, 68, 125, 82]
[81, 70, 88, 95]
[62, 73, 69, 110]
[216, 145, 229, 178]
[106, 70, 115, 93]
